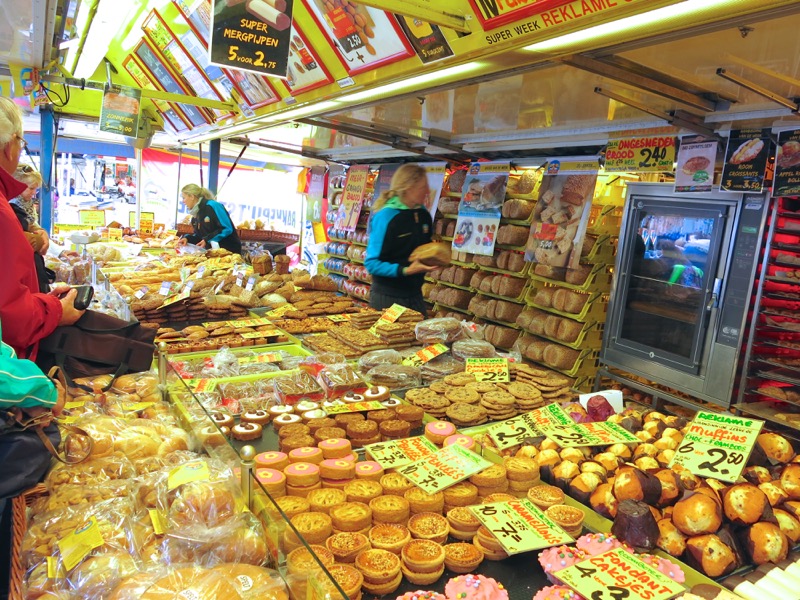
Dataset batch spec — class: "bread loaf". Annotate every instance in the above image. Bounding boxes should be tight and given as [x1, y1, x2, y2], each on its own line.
[565, 265, 592, 285]
[441, 266, 456, 284]
[485, 299, 498, 321]
[498, 277, 526, 298]
[445, 220, 457, 237]
[487, 324, 520, 349]
[469, 295, 488, 318]
[534, 264, 566, 281]
[557, 319, 583, 344]
[470, 271, 491, 289]
[497, 225, 528, 246]
[524, 339, 548, 362]
[502, 199, 534, 220]
[453, 268, 477, 287]
[410, 242, 451, 267]
[496, 251, 510, 270]
[474, 255, 497, 267]
[479, 276, 494, 293]
[516, 308, 537, 329]
[434, 220, 446, 236]
[429, 267, 445, 281]
[439, 198, 460, 214]
[533, 288, 554, 308]
[543, 344, 580, 370]
[544, 315, 561, 339]
[506, 252, 526, 273]
[490, 275, 503, 296]
[495, 300, 523, 323]
[564, 291, 589, 314]
[449, 289, 474, 309]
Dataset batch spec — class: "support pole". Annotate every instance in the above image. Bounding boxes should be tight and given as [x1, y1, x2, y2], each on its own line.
[208, 138, 221, 195]
[39, 106, 55, 233]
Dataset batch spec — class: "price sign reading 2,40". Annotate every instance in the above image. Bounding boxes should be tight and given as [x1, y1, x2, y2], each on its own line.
[638, 146, 670, 169]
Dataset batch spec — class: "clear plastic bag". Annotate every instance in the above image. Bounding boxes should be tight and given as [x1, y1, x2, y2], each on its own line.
[420, 354, 465, 380]
[414, 317, 464, 345]
[357, 349, 402, 374]
[451, 339, 496, 361]
[318, 363, 366, 397]
[366, 364, 422, 390]
[274, 371, 326, 404]
[299, 352, 347, 377]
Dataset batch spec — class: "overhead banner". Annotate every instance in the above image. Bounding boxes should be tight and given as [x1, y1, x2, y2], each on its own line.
[774, 129, 800, 197]
[397, 16, 453, 64]
[604, 135, 676, 173]
[99, 84, 142, 136]
[525, 159, 598, 271]
[721, 129, 771, 193]
[337, 164, 369, 231]
[452, 162, 509, 257]
[675, 136, 717, 193]
[209, 0, 294, 77]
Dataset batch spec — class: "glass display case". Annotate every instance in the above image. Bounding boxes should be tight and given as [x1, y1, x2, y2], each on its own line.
[602, 183, 770, 407]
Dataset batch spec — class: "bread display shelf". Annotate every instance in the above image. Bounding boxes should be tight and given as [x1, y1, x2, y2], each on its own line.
[773, 242, 800, 254]
[773, 226, 800, 237]
[528, 263, 611, 292]
[585, 203, 623, 237]
[478, 313, 521, 331]
[450, 259, 479, 269]
[476, 261, 530, 278]
[519, 332, 601, 378]
[424, 277, 475, 293]
[749, 383, 800, 407]
[433, 301, 472, 317]
[439, 212, 459, 220]
[475, 285, 530, 305]
[733, 401, 800, 433]
[765, 275, 800, 286]
[499, 215, 534, 226]
[521, 319, 603, 351]
[758, 357, 800, 374]
[578, 234, 616, 265]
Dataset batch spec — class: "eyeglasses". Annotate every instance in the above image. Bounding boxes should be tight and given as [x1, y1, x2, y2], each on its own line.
[14, 134, 27, 151]
[18, 164, 33, 173]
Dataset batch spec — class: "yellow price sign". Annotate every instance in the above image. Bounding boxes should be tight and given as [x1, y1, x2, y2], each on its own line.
[327, 314, 351, 322]
[240, 330, 280, 339]
[555, 548, 685, 600]
[78, 210, 106, 227]
[266, 304, 295, 318]
[398, 444, 492, 494]
[185, 379, 217, 393]
[168, 459, 211, 491]
[668, 411, 763, 484]
[57, 517, 106, 571]
[323, 400, 385, 415]
[541, 422, 640, 448]
[402, 343, 449, 367]
[369, 303, 407, 334]
[108, 227, 123, 241]
[465, 357, 509, 382]
[365, 436, 438, 470]
[470, 499, 574, 554]
[487, 403, 575, 451]
[604, 136, 676, 173]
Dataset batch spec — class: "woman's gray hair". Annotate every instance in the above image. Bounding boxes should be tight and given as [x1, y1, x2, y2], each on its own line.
[0, 98, 23, 147]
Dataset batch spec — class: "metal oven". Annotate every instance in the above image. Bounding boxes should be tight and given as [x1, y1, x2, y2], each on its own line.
[601, 183, 771, 407]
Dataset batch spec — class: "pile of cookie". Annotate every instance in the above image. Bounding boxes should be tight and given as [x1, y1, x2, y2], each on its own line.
[405, 371, 564, 427]
[514, 363, 573, 404]
[269, 317, 348, 334]
[154, 322, 290, 354]
[303, 333, 364, 359]
[349, 308, 425, 330]
[280, 292, 361, 318]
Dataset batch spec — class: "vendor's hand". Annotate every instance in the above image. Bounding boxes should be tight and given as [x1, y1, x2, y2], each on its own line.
[58, 288, 85, 325]
[59, 250, 79, 259]
[52, 379, 65, 417]
[196, 240, 207, 248]
[37, 229, 50, 255]
[176, 237, 188, 246]
[49, 284, 71, 298]
[403, 260, 438, 276]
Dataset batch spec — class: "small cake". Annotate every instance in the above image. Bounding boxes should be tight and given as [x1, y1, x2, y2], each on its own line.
[255, 468, 286, 496]
[280, 434, 316, 453]
[369, 523, 411, 554]
[639, 554, 686, 583]
[268, 405, 294, 418]
[363, 385, 390, 402]
[444, 434, 476, 452]
[241, 408, 270, 425]
[380, 419, 412, 440]
[354, 461, 385, 482]
[395, 405, 424, 428]
[272, 413, 301, 429]
[443, 542, 484, 574]
[370, 495, 411, 524]
[538, 546, 586, 584]
[367, 409, 397, 425]
[314, 426, 347, 444]
[288, 446, 324, 464]
[532, 586, 584, 600]
[381, 472, 415, 496]
[274, 495, 310, 519]
[444, 574, 508, 600]
[382, 397, 402, 408]
[325, 564, 364, 600]
[395, 591, 445, 600]
[302, 409, 329, 422]
[325, 531, 371, 563]
[319, 437, 353, 459]
[307, 488, 347, 515]
[425, 421, 457, 445]
[545, 504, 585, 537]
[210, 411, 234, 429]
[255, 451, 289, 470]
[355, 548, 402, 595]
[408, 512, 449, 543]
[405, 488, 445, 515]
[330, 501, 373, 532]
[400, 539, 446, 585]
[575, 533, 631, 556]
[295, 400, 320, 413]
[307, 417, 337, 433]
[446, 507, 481, 540]
[344, 479, 384, 504]
[284, 462, 321, 487]
[611, 499, 660, 552]
[320, 458, 356, 480]
[278, 423, 312, 439]
[231, 421, 263, 441]
[343, 391, 366, 403]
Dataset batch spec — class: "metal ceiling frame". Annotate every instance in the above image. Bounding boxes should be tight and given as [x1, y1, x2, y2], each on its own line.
[716, 68, 800, 113]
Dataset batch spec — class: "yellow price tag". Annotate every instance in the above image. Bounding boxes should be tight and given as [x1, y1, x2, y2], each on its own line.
[57, 517, 105, 571]
[186, 379, 217, 393]
[465, 358, 509, 382]
[369, 304, 407, 334]
[149, 509, 167, 535]
[327, 314, 351, 322]
[323, 401, 385, 415]
[108, 227, 123, 241]
[168, 460, 211, 491]
[365, 436, 438, 470]
[402, 343, 449, 367]
[78, 210, 106, 227]
[266, 304, 295, 318]
[470, 499, 574, 554]
[398, 444, 491, 495]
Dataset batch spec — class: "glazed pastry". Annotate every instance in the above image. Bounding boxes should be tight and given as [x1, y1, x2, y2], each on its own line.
[404, 488, 444, 514]
[330, 501, 373, 532]
[363, 385, 391, 402]
[231, 421, 262, 441]
[408, 512, 449, 543]
[545, 504, 585, 537]
[354, 461, 384, 482]
[210, 411, 234, 429]
[447, 506, 482, 540]
[370, 495, 410, 524]
[400, 539, 446, 585]
[318, 438, 352, 459]
[424, 421, 456, 445]
[369, 523, 411, 554]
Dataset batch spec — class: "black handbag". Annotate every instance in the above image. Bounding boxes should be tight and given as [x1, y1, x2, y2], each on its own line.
[38, 310, 157, 391]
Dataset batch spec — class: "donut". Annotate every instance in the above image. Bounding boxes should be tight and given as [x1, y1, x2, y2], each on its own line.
[320, 459, 356, 480]
[444, 435, 476, 451]
[289, 446, 324, 464]
[343, 392, 366, 403]
[268, 405, 294, 417]
[255, 451, 289, 470]
[255, 468, 287, 495]
[210, 411, 234, 429]
[241, 409, 270, 425]
[285, 462, 321, 487]
[363, 386, 390, 402]
[232, 422, 263, 441]
[296, 400, 321, 413]
[319, 438, 352, 459]
[355, 461, 385, 481]
[425, 421, 456, 445]
[273, 413, 302, 430]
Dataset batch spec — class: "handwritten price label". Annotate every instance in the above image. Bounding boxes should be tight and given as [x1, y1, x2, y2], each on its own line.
[327, 314, 351, 322]
[369, 304, 407, 335]
[402, 343, 449, 367]
[668, 411, 763, 483]
[541, 422, 640, 448]
[487, 403, 575, 451]
[185, 379, 217, 393]
[465, 358, 509, 382]
[365, 436, 438, 470]
[470, 499, 574, 554]
[398, 444, 491, 494]
[238, 353, 282, 365]
[554, 548, 685, 600]
[604, 136, 676, 173]
[324, 401, 385, 415]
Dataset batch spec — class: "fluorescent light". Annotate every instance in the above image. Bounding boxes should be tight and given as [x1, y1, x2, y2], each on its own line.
[259, 100, 344, 123]
[343, 62, 483, 103]
[74, 0, 139, 79]
[523, 0, 734, 53]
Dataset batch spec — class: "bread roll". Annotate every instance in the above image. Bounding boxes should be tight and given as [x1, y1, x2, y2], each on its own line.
[556, 319, 583, 344]
[410, 243, 451, 267]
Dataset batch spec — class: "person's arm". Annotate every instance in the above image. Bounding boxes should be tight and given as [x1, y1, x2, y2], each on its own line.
[206, 201, 235, 244]
[365, 210, 404, 278]
[0, 337, 57, 410]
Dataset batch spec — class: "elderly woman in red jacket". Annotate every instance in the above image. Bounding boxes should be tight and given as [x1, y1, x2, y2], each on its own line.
[0, 98, 83, 360]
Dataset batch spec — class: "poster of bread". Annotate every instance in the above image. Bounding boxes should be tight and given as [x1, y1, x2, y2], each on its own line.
[452, 162, 508, 257]
[721, 128, 771, 193]
[99, 84, 141, 136]
[774, 129, 800, 197]
[674, 136, 718, 193]
[524, 160, 598, 271]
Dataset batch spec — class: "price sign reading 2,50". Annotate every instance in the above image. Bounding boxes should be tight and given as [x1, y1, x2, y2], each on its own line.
[678, 442, 744, 476]
[639, 146, 669, 168]
[227, 46, 277, 69]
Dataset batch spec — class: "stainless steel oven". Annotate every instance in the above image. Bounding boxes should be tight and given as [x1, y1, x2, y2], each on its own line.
[601, 183, 770, 407]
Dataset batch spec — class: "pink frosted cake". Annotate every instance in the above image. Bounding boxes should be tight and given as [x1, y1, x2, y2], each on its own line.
[444, 574, 508, 600]
[396, 592, 446, 600]
[638, 554, 686, 583]
[532, 586, 585, 600]
[538, 546, 586, 584]
[574, 533, 632, 557]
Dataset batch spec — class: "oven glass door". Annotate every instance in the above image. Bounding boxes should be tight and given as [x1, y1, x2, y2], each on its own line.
[615, 200, 726, 373]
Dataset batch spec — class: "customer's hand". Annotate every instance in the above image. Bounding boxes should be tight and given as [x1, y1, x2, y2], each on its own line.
[52, 379, 65, 416]
[403, 260, 438, 276]
[57, 288, 85, 325]
[176, 237, 188, 246]
[196, 239, 207, 248]
[37, 229, 50, 255]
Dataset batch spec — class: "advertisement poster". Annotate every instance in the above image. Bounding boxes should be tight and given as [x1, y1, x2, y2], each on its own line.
[524, 159, 598, 271]
[371, 163, 399, 211]
[99, 84, 141, 136]
[123, 56, 188, 133]
[226, 69, 279, 107]
[423, 162, 447, 218]
[774, 129, 800, 197]
[209, 0, 293, 77]
[721, 129, 771, 193]
[604, 135, 676, 172]
[397, 16, 453, 64]
[452, 162, 509, 257]
[337, 164, 369, 231]
[285, 26, 331, 94]
[422, 89, 454, 134]
[302, 0, 413, 74]
[675, 136, 718, 193]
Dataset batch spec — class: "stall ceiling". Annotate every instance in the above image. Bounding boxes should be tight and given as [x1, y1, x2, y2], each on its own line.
[5, 1, 800, 164]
